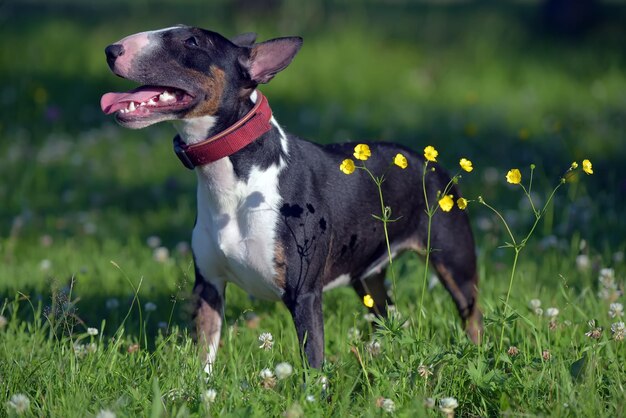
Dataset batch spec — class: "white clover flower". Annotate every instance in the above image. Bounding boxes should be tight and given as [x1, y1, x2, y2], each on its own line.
[7, 393, 30, 414]
[306, 395, 315, 403]
[439, 397, 459, 414]
[87, 327, 99, 336]
[317, 375, 329, 391]
[275, 362, 293, 380]
[609, 303, 624, 318]
[258, 332, 274, 350]
[40, 259, 52, 272]
[611, 321, 625, 341]
[534, 308, 544, 316]
[599, 268, 615, 284]
[545, 307, 559, 318]
[528, 299, 542, 310]
[259, 368, 276, 389]
[105, 298, 120, 310]
[96, 409, 116, 418]
[146, 235, 161, 248]
[575, 254, 590, 271]
[153, 246, 170, 263]
[417, 363, 433, 379]
[366, 340, 381, 356]
[507, 346, 520, 356]
[73, 343, 87, 358]
[0, 315, 7, 329]
[381, 398, 395, 413]
[202, 388, 217, 403]
[347, 327, 362, 343]
[144, 302, 157, 312]
[284, 402, 304, 418]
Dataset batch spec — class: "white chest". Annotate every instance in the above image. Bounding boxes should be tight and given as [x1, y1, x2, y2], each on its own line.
[191, 158, 285, 301]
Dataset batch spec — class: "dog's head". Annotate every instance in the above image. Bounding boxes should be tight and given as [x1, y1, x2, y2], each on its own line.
[101, 25, 302, 129]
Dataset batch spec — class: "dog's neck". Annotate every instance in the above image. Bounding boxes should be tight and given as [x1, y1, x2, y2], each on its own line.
[173, 90, 261, 146]
[172, 91, 288, 213]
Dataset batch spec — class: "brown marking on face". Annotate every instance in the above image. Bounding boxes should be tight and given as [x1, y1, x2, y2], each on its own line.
[273, 243, 287, 289]
[184, 66, 227, 118]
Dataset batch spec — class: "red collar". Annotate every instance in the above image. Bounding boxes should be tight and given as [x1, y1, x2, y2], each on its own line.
[173, 91, 273, 169]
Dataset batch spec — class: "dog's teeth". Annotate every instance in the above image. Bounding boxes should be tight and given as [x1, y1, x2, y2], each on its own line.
[148, 98, 157, 106]
[128, 102, 136, 111]
[139, 101, 146, 107]
[159, 91, 175, 102]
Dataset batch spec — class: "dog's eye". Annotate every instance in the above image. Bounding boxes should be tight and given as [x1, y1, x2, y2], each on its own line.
[184, 36, 199, 48]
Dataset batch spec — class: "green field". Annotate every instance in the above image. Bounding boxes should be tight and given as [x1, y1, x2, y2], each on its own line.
[1, 1, 625, 416]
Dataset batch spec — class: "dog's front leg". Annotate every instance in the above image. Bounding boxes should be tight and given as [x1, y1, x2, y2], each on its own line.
[193, 274, 225, 375]
[284, 289, 324, 368]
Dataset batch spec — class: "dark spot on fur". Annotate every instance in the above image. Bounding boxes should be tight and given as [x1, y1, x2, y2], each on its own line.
[319, 217, 326, 232]
[280, 203, 303, 218]
[306, 203, 315, 214]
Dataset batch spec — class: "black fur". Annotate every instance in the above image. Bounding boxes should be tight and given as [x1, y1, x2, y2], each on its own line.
[104, 25, 482, 370]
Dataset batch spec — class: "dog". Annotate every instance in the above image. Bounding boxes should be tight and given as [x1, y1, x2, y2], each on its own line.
[101, 25, 482, 373]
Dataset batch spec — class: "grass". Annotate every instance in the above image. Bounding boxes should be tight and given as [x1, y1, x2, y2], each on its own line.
[1, 1, 625, 416]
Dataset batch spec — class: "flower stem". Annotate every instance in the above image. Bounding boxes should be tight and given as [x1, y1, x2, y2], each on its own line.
[417, 162, 432, 340]
[377, 178, 397, 298]
[498, 248, 520, 355]
[364, 166, 397, 300]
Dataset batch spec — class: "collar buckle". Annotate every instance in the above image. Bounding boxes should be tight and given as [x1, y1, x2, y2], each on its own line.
[173, 135, 195, 170]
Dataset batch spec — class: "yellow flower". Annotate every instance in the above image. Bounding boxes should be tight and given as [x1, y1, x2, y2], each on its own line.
[393, 153, 408, 169]
[457, 197, 468, 210]
[353, 144, 371, 161]
[340, 159, 355, 175]
[438, 194, 454, 212]
[424, 145, 438, 162]
[570, 161, 578, 170]
[506, 168, 522, 184]
[582, 159, 593, 175]
[363, 294, 374, 308]
[459, 158, 473, 172]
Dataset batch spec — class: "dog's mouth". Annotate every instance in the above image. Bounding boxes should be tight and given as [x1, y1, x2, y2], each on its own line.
[100, 85, 194, 119]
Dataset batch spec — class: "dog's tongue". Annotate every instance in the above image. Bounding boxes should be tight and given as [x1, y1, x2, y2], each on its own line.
[100, 86, 165, 114]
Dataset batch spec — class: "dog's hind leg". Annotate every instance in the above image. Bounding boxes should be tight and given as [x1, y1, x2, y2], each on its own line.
[351, 269, 394, 317]
[193, 271, 225, 375]
[426, 211, 482, 343]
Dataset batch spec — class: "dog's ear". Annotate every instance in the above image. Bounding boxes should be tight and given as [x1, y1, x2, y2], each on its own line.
[231, 32, 257, 47]
[240, 37, 303, 84]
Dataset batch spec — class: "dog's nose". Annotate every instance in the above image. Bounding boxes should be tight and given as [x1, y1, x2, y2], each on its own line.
[105, 44, 125, 67]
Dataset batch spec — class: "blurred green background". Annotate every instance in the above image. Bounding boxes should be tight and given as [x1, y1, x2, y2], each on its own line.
[1, 0, 625, 295]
